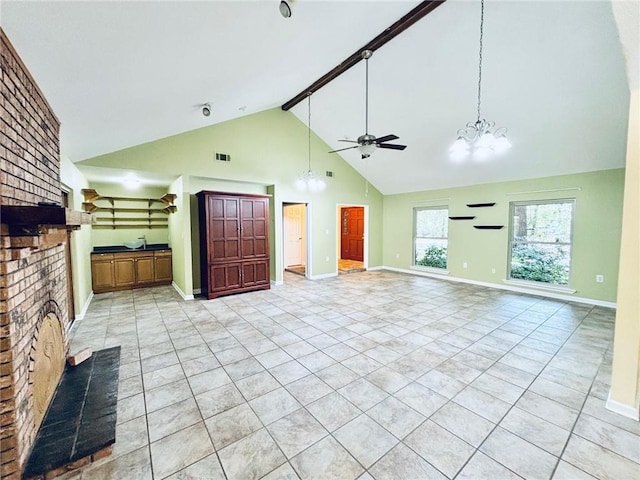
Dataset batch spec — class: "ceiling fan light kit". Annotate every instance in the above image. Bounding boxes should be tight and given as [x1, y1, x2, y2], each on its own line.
[329, 50, 406, 159]
[450, 0, 511, 161]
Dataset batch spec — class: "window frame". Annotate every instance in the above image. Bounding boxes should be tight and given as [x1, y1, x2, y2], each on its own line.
[412, 205, 449, 270]
[507, 198, 576, 286]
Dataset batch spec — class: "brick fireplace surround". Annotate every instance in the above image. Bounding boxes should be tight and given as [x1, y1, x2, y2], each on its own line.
[1, 29, 77, 479]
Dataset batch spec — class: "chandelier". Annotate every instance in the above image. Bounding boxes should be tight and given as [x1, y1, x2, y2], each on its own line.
[296, 93, 326, 192]
[450, 0, 511, 161]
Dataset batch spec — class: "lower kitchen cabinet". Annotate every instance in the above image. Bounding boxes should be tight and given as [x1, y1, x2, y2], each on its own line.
[91, 249, 172, 293]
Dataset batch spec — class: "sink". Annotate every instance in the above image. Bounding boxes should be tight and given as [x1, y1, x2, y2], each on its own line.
[123, 240, 144, 249]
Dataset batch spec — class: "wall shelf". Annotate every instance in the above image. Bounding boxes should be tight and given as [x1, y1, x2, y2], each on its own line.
[466, 202, 496, 208]
[473, 225, 504, 230]
[81, 189, 176, 229]
[448, 216, 476, 220]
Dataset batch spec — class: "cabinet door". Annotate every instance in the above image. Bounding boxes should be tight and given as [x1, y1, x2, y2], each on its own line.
[91, 259, 114, 291]
[114, 258, 136, 287]
[242, 260, 270, 288]
[208, 196, 241, 263]
[154, 255, 172, 283]
[240, 197, 269, 259]
[210, 263, 242, 293]
[135, 257, 155, 284]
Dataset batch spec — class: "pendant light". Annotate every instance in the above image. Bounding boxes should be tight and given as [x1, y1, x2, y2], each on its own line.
[450, 0, 511, 160]
[296, 93, 326, 192]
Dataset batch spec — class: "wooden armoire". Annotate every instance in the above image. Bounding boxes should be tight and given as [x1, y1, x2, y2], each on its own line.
[197, 191, 271, 299]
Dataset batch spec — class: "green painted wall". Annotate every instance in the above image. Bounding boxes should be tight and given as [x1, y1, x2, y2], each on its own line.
[59, 155, 93, 317]
[168, 176, 192, 297]
[79, 108, 384, 294]
[383, 169, 625, 303]
[87, 182, 171, 247]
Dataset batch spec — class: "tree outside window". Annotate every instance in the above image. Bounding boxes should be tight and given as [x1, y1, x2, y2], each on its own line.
[414, 207, 448, 269]
[509, 200, 574, 285]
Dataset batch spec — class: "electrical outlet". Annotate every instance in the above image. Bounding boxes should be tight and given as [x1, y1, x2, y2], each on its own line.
[325, 256, 329, 262]
[396, 253, 400, 259]
[463, 262, 468, 269]
[596, 275, 604, 283]
[491, 268, 496, 274]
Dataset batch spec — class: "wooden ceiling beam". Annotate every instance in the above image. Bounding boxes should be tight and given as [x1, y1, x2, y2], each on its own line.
[281, 0, 446, 111]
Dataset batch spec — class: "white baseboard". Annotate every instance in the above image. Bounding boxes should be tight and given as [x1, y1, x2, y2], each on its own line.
[74, 291, 94, 321]
[172, 281, 194, 300]
[367, 266, 385, 271]
[271, 280, 284, 286]
[380, 266, 616, 308]
[310, 272, 338, 280]
[193, 288, 202, 295]
[606, 391, 640, 420]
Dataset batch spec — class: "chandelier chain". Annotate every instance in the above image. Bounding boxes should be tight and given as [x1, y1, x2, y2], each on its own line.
[477, 0, 484, 123]
[307, 92, 312, 170]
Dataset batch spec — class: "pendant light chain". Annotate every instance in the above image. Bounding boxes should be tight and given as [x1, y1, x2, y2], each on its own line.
[449, 0, 511, 159]
[476, 0, 484, 124]
[307, 93, 312, 171]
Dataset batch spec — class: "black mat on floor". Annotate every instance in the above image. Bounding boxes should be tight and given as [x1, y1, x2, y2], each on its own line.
[23, 346, 121, 478]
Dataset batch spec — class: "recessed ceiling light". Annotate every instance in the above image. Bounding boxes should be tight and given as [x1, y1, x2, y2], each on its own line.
[279, 1, 292, 18]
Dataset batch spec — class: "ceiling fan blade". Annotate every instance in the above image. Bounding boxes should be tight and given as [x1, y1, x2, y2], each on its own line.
[378, 143, 407, 150]
[338, 139, 359, 144]
[374, 134, 399, 144]
[328, 145, 359, 154]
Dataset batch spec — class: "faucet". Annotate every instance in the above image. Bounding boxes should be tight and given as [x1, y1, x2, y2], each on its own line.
[138, 235, 147, 250]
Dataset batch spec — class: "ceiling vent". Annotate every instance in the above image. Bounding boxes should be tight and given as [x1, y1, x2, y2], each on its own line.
[326, 171, 333, 177]
[215, 153, 231, 162]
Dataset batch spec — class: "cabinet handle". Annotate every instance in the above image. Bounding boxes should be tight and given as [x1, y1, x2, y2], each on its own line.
[110, 261, 113, 264]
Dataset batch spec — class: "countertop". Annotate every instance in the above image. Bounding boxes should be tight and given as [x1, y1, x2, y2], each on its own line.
[92, 244, 170, 254]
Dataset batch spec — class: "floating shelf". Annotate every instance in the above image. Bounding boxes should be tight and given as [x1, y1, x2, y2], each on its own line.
[92, 224, 169, 229]
[448, 216, 476, 220]
[467, 202, 496, 208]
[473, 225, 504, 230]
[81, 189, 176, 229]
[83, 204, 176, 214]
[82, 189, 176, 206]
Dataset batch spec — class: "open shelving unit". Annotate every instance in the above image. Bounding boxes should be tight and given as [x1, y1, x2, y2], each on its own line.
[81, 189, 177, 229]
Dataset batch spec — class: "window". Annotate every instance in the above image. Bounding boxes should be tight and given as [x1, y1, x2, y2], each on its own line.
[509, 200, 574, 285]
[414, 207, 448, 269]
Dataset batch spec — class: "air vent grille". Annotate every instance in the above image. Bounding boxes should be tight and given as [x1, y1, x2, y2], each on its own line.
[215, 153, 231, 162]
[326, 171, 333, 177]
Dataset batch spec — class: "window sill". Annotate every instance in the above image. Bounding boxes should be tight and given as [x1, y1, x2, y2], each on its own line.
[503, 279, 576, 294]
[411, 266, 449, 275]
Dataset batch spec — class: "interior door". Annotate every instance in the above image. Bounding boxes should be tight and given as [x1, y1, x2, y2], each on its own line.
[340, 207, 364, 261]
[284, 204, 304, 267]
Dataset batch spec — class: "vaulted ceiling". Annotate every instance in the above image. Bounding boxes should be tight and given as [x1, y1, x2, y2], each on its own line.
[1, 1, 632, 194]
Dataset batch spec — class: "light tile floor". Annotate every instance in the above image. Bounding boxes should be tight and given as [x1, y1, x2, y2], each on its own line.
[63, 271, 639, 480]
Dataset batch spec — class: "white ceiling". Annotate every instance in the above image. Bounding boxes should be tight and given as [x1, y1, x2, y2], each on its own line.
[1, 1, 632, 195]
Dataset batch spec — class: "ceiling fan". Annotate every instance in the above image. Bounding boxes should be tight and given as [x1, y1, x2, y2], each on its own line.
[329, 50, 407, 159]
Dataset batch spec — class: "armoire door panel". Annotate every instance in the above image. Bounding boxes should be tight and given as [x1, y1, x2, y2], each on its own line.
[242, 261, 269, 287]
[211, 263, 242, 292]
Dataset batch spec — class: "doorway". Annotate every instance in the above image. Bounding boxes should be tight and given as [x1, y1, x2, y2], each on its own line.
[338, 206, 366, 274]
[283, 203, 307, 277]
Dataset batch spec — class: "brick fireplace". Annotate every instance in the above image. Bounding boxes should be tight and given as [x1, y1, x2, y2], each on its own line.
[0, 30, 83, 479]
